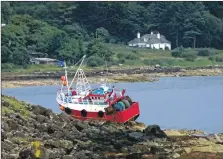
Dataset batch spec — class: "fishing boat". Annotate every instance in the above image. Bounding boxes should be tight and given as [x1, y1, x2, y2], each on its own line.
[56, 55, 140, 123]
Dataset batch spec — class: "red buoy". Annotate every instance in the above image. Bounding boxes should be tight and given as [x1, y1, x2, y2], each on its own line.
[61, 76, 66, 81]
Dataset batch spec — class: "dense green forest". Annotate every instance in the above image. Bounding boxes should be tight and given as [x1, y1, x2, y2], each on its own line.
[1, 1, 223, 67]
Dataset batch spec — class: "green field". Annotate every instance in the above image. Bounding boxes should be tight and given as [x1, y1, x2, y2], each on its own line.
[2, 44, 223, 73]
[106, 44, 223, 68]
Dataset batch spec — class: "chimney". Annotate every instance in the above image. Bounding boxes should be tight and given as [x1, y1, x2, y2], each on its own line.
[157, 32, 160, 39]
[137, 32, 140, 38]
[151, 31, 153, 35]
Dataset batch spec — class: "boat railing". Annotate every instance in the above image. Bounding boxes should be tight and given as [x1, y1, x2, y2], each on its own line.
[57, 87, 125, 105]
[57, 90, 108, 106]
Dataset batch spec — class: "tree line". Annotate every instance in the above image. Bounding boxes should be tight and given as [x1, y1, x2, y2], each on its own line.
[1, 1, 223, 66]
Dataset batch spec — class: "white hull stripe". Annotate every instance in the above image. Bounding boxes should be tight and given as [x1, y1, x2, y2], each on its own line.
[57, 98, 108, 112]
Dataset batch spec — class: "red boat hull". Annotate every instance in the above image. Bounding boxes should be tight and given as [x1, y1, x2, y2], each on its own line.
[59, 102, 140, 123]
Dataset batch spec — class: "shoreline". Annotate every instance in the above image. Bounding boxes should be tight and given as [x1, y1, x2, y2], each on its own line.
[2, 74, 159, 88]
[2, 67, 223, 88]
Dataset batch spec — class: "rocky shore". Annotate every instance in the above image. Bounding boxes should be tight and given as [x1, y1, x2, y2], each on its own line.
[1, 74, 158, 88]
[1, 95, 223, 159]
[2, 66, 223, 88]
[2, 65, 223, 81]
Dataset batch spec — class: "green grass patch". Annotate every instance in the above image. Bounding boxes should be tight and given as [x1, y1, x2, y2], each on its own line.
[2, 64, 63, 73]
[1, 63, 92, 74]
[106, 43, 171, 59]
[2, 95, 30, 118]
[124, 59, 144, 66]
[2, 106, 14, 114]
[173, 58, 214, 68]
[143, 58, 177, 66]
[143, 58, 214, 68]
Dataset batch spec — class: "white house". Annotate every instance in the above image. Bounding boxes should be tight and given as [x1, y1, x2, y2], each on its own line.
[30, 58, 57, 65]
[128, 31, 171, 50]
[1, 23, 6, 27]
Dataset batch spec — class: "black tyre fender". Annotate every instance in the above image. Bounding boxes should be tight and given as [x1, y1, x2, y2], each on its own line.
[64, 107, 72, 114]
[81, 109, 87, 117]
[98, 111, 104, 118]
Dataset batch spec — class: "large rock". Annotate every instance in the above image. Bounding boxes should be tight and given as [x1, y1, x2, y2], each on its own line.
[2, 121, 10, 132]
[7, 120, 19, 131]
[36, 115, 47, 123]
[18, 146, 38, 159]
[144, 125, 167, 138]
[1, 131, 7, 141]
[58, 112, 72, 122]
[14, 131, 26, 138]
[128, 132, 144, 141]
[189, 138, 223, 153]
[75, 121, 89, 132]
[32, 105, 52, 118]
[63, 155, 73, 159]
[164, 129, 185, 136]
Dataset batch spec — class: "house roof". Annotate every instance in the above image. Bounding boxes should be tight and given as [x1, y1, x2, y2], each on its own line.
[34, 58, 57, 62]
[128, 38, 144, 44]
[128, 33, 171, 44]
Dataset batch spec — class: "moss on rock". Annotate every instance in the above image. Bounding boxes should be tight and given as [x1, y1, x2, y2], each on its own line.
[2, 95, 30, 118]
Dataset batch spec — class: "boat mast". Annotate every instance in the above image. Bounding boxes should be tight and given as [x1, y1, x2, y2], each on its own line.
[103, 56, 111, 88]
[68, 55, 87, 88]
[64, 61, 69, 94]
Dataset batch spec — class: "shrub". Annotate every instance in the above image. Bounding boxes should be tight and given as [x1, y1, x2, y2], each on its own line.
[87, 56, 104, 67]
[86, 39, 113, 61]
[171, 50, 182, 58]
[208, 56, 214, 61]
[118, 58, 125, 64]
[165, 46, 170, 50]
[215, 56, 223, 62]
[124, 60, 136, 65]
[171, 46, 184, 58]
[208, 55, 223, 62]
[109, 60, 119, 66]
[1, 63, 21, 71]
[198, 48, 216, 56]
[96, 27, 110, 42]
[182, 51, 197, 61]
[116, 52, 139, 60]
[143, 58, 176, 66]
[117, 52, 126, 59]
[108, 36, 117, 44]
[132, 50, 138, 54]
[2, 63, 16, 70]
[126, 53, 139, 60]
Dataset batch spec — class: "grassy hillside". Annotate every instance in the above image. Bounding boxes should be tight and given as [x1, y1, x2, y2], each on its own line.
[106, 44, 223, 67]
[3, 44, 223, 74]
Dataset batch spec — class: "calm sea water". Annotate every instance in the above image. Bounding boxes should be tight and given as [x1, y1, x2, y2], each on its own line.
[2, 76, 223, 133]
